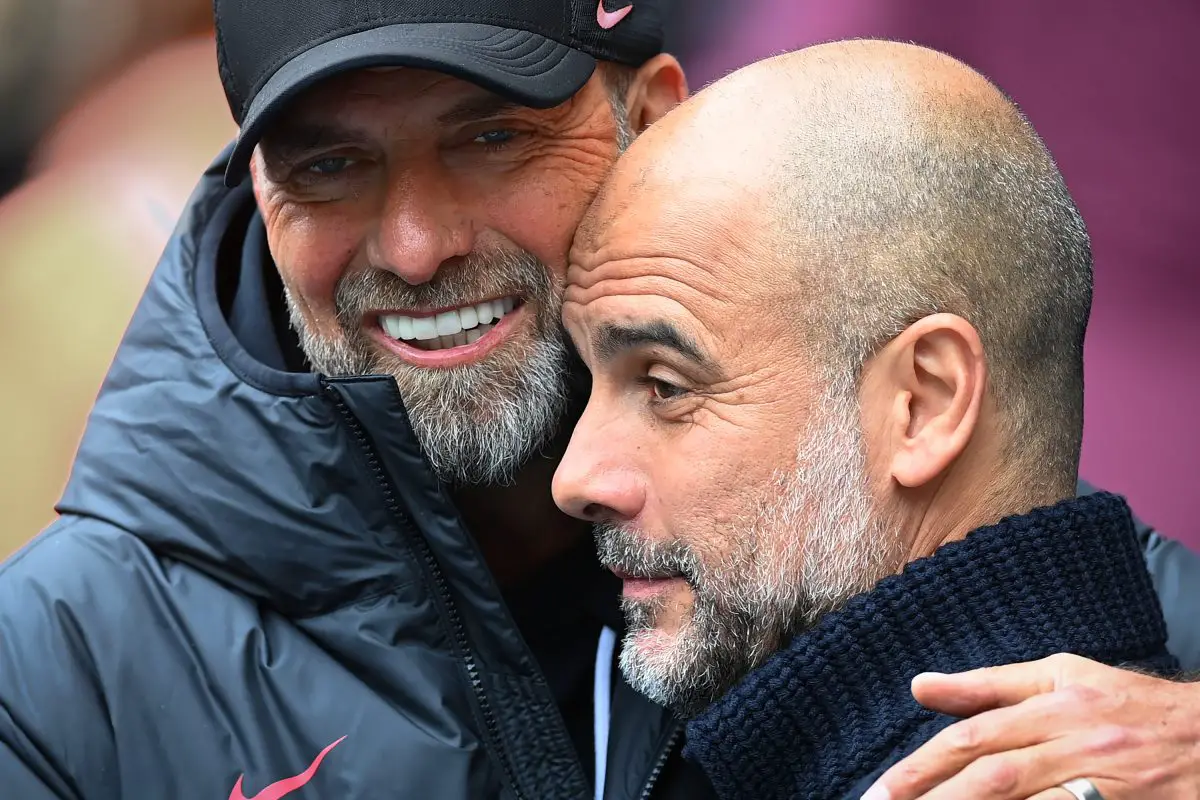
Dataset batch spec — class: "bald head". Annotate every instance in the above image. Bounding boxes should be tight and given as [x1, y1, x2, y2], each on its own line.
[578, 40, 1092, 499]
[558, 42, 1093, 711]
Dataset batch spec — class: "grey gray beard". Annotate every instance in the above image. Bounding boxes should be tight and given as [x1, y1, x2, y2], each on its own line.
[286, 247, 570, 486]
[282, 102, 634, 486]
[601, 390, 903, 717]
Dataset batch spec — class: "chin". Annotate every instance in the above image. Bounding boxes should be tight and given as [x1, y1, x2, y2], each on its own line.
[618, 619, 720, 717]
[628, 624, 679, 661]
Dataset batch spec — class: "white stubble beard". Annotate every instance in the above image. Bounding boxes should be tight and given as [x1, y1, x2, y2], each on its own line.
[612, 388, 903, 717]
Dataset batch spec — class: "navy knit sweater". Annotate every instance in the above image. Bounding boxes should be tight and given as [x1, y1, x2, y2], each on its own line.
[683, 492, 1178, 800]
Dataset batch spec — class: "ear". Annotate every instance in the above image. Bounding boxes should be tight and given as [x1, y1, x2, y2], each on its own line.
[624, 54, 688, 131]
[864, 313, 987, 489]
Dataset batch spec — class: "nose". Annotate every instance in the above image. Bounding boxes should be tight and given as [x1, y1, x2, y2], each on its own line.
[552, 402, 646, 524]
[369, 162, 474, 285]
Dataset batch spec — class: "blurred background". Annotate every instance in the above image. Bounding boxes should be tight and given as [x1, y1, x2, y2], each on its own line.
[1, 0, 1196, 556]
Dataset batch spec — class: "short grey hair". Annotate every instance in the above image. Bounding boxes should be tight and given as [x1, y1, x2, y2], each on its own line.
[771, 59, 1093, 499]
[600, 62, 637, 152]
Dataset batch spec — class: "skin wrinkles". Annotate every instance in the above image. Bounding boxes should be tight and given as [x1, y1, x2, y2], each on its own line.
[252, 68, 623, 342]
[564, 207, 808, 436]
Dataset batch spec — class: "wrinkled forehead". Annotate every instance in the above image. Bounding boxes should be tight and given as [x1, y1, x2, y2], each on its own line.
[569, 161, 775, 294]
[566, 174, 790, 373]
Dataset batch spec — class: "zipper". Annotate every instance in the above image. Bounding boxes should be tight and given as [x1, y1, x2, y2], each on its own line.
[324, 384, 525, 800]
[638, 723, 682, 800]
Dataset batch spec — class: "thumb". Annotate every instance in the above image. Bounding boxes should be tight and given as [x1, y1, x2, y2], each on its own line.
[911, 656, 1070, 716]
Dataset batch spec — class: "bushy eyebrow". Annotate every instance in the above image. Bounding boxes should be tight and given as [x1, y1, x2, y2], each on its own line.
[259, 94, 525, 166]
[435, 95, 524, 126]
[592, 320, 717, 372]
[258, 121, 372, 165]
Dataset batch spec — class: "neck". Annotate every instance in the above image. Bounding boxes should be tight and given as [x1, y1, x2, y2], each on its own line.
[452, 438, 590, 587]
[901, 475, 999, 562]
[899, 436, 1068, 563]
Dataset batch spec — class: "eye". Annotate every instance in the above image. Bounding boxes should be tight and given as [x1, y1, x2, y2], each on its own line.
[473, 129, 519, 148]
[645, 377, 688, 403]
[304, 156, 356, 175]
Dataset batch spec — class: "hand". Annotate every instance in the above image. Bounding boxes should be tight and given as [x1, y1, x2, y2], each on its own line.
[862, 653, 1200, 800]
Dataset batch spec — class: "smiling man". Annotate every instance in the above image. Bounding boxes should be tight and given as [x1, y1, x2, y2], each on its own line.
[554, 41, 1181, 799]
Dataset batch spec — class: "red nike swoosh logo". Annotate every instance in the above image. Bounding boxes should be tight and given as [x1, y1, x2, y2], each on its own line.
[229, 736, 346, 800]
[597, 0, 633, 29]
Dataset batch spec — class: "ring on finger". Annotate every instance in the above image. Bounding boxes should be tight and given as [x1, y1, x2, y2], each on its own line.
[1060, 778, 1105, 800]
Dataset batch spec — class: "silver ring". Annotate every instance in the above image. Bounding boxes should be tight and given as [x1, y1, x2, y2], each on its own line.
[1061, 778, 1105, 800]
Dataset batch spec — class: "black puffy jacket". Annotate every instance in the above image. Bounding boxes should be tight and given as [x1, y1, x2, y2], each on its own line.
[1, 149, 1196, 799]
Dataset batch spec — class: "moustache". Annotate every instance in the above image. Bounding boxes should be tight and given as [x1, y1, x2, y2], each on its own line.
[594, 523, 701, 583]
[332, 249, 558, 326]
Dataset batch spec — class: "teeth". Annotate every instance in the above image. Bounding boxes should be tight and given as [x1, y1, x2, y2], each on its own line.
[380, 315, 415, 340]
[435, 310, 462, 337]
[412, 317, 439, 341]
[380, 299, 516, 345]
[408, 322, 497, 351]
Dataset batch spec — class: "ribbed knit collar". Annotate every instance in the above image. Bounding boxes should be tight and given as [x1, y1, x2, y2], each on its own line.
[684, 492, 1173, 800]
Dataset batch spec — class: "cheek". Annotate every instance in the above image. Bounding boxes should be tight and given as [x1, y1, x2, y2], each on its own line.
[651, 419, 801, 552]
[263, 205, 365, 327]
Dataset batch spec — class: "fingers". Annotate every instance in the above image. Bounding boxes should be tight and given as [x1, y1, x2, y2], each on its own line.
[911, 654, 1098, 716]
[895, 734, 1122, 800]
[865, 686, 1110, 800]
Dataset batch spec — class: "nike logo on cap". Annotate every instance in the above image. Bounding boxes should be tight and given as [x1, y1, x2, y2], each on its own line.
[228, 736, 346, 800]
[597, 0, 633, 29]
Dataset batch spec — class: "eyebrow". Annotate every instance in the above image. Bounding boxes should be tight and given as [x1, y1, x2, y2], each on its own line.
[436, 95, 525, 126]
[592, 321, 718, 371]
[258, 95, 526, 165]
[258, 121, 373, 165]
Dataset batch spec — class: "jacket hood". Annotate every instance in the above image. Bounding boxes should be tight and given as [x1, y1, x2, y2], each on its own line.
[57, 146, 446, 617]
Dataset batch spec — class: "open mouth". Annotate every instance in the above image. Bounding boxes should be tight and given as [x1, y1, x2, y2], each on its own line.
[378, 297, 521, 352]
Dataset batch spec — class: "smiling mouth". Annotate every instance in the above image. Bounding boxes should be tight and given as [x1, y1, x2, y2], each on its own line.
[378, 296, 521, 351]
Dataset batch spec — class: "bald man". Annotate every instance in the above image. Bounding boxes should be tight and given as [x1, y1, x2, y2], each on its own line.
[554, 41, 1179, 800]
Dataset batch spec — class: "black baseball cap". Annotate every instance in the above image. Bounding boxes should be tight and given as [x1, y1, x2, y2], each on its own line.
[215, 0, 667, 186]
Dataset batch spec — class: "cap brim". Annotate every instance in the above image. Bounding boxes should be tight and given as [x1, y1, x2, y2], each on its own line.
[223, 23, 596, 186]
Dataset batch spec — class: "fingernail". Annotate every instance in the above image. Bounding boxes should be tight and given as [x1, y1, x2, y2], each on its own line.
[912, 671, 948, 685]
[861, 784, 891, 800]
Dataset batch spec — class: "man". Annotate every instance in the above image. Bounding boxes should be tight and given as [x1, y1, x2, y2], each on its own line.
[553, 40, 1181, 799]
[0, 0, 709, 797]
[0, 2, 1192, 798]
